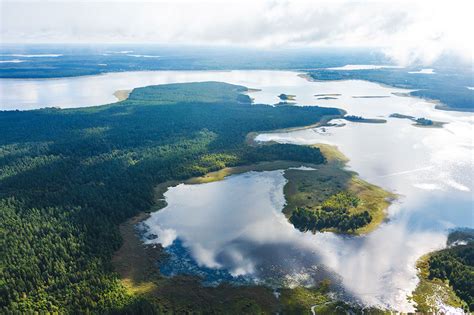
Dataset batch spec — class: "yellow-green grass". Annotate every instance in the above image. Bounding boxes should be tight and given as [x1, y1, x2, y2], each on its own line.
[409, 254, 466, 312]
[186, 160, 318, 184]
[348, 176, 395, 234]
[312, 143, 348, 166]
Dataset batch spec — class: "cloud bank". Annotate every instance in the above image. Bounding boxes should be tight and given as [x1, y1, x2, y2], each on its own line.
[0, 0, 472, 65]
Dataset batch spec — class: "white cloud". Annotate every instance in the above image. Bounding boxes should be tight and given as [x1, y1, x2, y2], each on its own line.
[0, 0, 472, 65]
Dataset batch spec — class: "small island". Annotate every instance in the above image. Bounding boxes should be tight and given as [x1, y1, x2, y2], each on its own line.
[278, 93, 296, 101]
[352, 95, 390, 99]
[316, 96, 338, 100]
[314, 93, 340, 100]
[390, 113, 446, 128]
[314, 93, 341, 97]
[343, 115, 386, 124]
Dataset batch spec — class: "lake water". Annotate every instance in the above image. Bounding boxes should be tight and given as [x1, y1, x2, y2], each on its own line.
[0, 70, 340, 110]
[141, 170, 343, 290]
[2, 70, 473, 311]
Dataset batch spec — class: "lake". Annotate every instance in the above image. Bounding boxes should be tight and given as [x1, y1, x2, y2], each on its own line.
[1, 70, 332, 110]
[2, 70, 472, 311]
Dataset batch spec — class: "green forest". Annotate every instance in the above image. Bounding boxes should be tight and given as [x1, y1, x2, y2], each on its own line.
[0, 82, 341, 313]
[289, 192, 372, 233]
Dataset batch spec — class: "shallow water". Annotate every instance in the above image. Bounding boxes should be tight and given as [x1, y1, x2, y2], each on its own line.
[2, 70, 473, 311]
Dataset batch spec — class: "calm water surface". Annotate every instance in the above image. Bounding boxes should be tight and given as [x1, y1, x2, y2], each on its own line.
[0, 70, 337, 110]
[2, 71, 473, 311]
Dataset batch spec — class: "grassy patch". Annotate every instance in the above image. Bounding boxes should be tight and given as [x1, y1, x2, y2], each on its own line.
[348, 176, 394, 234]
[187, 160, 317, 184]
[312, 143, 348, 166]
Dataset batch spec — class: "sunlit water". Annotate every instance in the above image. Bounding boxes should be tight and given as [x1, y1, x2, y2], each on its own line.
[2, 71, 473, 311]
[0, 70, 344, 110]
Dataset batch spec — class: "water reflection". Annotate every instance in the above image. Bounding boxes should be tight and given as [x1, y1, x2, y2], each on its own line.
[143, 171, 350, 296]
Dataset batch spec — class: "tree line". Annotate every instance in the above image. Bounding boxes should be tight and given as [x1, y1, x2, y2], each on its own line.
[290, 192, 372, 233]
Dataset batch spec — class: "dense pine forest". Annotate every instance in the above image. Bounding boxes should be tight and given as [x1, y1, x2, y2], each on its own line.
[290, 192, 372, 233]
[0, 82, 340, 313]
